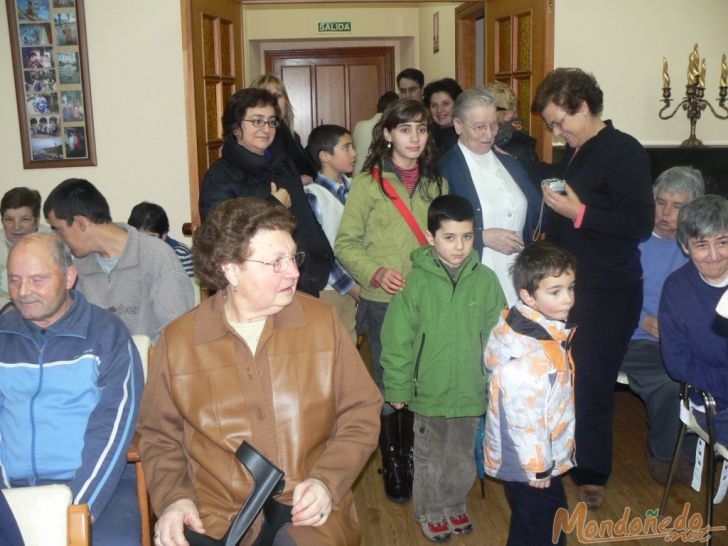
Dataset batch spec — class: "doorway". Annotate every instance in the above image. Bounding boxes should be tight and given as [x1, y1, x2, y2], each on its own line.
[265, 46, 394, 145]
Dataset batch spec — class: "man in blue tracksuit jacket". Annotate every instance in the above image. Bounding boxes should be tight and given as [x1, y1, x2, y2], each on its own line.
[0, 233, 143, 545]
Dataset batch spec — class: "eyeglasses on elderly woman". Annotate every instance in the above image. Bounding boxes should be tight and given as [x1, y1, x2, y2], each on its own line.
[243, 251, 305, 273]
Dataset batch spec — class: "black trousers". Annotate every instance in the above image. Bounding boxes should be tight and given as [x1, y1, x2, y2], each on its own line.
[570, 282, 642, 486]
[503, 477, 567, 546]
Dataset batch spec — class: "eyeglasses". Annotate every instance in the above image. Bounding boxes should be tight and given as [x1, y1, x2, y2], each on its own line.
[460, 121, 499, 134]
[243, 118, 280, 129]
[545, 112, 568, 130]
[244, 251, 305, 273]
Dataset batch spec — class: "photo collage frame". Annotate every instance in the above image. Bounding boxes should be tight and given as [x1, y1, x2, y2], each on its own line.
[6, 0, 96, 167]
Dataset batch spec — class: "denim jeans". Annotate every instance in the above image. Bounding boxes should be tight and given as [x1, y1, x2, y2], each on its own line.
[356, 298, 395, 415]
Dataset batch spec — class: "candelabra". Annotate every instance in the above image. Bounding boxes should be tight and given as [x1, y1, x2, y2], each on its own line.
[659, 44, 728, 147]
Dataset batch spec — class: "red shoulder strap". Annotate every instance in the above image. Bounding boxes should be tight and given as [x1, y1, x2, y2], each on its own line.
[371, 168, 427, 245]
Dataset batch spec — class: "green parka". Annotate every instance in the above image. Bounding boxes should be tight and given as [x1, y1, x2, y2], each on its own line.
[381, 246, 506, 418]
[334, 167, 448, 303]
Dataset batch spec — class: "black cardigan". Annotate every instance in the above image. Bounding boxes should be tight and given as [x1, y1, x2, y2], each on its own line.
[541, 121, 654, 289]
[199, 137, 334, 296]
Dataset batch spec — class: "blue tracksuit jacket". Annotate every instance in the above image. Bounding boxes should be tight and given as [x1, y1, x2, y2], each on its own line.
[0, 290, 143, 520]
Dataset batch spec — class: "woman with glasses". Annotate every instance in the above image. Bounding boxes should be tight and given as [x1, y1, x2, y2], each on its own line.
[531, 68, 654, 509]
[250, 74, 317, 181]
[138, 197, 382, 546]
[199, 87, 333, 297]
[439, 89, 541, 305]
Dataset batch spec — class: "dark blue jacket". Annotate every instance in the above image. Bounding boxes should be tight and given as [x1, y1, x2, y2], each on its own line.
[438, 144, 541, 257]
[659, 261, 728, 409]
[0, 291, 143, 520]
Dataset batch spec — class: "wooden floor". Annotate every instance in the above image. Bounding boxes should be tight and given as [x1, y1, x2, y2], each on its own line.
[351, 345, 728, 546]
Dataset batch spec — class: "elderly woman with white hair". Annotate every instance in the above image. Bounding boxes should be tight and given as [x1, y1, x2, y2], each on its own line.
[438, 88, 540, 305]
[620, 166, 705, 485]
[660, 194, 728, 446]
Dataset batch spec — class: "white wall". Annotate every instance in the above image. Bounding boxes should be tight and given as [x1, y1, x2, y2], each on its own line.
[417, 3, 456, 81]
[2, 1, 725, 234]
[243, 2, 422, 83]
[555, 0, 728, 145]
[0, 0, 192, 238]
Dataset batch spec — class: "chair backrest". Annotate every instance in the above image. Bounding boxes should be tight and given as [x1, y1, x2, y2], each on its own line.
[3, 484, 89, 546]
[132, 334, 151, 382]
[130, 333, 155, 546]
[192, 277, 202, 306]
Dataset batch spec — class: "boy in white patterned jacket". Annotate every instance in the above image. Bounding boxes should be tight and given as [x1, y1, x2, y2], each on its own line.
[483, 241, 577, 546]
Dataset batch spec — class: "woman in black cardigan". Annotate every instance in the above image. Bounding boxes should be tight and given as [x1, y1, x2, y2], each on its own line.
[199, 88, 333, 297]
[532, 68, 655, 508]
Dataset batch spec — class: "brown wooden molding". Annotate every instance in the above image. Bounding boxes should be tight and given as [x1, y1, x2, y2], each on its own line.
[243, 0, 482, 4]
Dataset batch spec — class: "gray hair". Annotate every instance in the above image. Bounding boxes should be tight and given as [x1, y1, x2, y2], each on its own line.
[453, 88, 497, 121]
[14, 232, 74, 274]
[677, 195, 728, 247]
[653, 166, 705, 200]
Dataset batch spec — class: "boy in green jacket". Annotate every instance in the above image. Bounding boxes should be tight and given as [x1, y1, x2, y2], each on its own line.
[381, 194, 505, 542]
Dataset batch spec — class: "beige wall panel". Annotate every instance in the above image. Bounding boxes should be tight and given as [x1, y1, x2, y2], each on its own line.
[555, 0, 728, 145]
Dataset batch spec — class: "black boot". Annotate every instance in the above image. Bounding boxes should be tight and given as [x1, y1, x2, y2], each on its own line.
[399, 408, 415, 493]
[379, 412, 411, 503]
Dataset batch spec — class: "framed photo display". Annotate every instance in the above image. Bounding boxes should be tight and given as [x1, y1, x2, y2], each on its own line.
[6, 0, 96, 168]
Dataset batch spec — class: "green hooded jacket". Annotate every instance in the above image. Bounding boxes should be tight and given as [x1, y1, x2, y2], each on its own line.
[381, 245, 506, 417]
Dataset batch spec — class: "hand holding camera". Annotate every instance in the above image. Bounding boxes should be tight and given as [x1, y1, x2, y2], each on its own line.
[540, 178, 582, 221]
[542, 178, 567, 194]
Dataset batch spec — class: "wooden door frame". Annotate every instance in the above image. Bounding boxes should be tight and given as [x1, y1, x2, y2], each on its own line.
[181, 0, 244, 228]
[484, 0, 554, 160]
[264, 46, 394, 87]
[243, 0, 483, 3]
[181, 0, 554, 227]
[455, 2, 485, 89]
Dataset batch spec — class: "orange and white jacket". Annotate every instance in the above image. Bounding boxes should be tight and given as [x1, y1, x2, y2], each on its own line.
[483, 304, 576, 482]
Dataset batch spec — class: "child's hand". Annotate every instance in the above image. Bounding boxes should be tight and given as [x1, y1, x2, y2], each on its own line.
[528, 477, 551, 489]
[376, 268, 405, 294]
[390, 402, 406, 410]
[348, 283, 361, 302]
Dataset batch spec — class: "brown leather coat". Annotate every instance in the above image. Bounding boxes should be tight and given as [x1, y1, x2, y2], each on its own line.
[137, 291, 381, 545]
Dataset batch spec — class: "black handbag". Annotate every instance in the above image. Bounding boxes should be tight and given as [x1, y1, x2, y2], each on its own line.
[184, 441, 291, 546]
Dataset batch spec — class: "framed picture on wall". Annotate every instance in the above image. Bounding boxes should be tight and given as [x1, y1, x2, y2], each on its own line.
[5, 0, 96, 168]
[433, 12, 439, 54]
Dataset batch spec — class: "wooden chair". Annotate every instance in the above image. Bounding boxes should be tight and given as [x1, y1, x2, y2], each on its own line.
[659, 383, 728, 546]
[131, 335, 154, 546]
[4, 484, 90, 546]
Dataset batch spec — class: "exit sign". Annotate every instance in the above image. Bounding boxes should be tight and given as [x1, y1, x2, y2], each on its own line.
[318, 21, 352, 32]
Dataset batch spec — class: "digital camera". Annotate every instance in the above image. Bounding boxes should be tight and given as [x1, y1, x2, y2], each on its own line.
[542, 178, 566, 193]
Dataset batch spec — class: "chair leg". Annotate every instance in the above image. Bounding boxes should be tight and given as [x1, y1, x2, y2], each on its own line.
[706, 448, 715, 546]
[136, 461, 153, 546]
[659, 422, 687, 517]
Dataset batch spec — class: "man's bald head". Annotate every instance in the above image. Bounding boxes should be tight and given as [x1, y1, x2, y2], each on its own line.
[8, 233, 77, 328]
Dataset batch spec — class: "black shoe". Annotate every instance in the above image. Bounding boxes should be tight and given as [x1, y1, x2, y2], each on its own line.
[646, 446, 695, 487]
[379, 413, 411, 502]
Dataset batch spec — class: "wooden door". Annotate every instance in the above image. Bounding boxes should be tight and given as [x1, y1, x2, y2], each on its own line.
[182, 0, 244, 226]
[265, 47, 394, 146]
[455, 2, 485, 90]
[486, 0, 554, 160]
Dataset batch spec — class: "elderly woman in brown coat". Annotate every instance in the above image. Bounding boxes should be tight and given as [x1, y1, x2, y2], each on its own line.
[137, 197, 381, 546]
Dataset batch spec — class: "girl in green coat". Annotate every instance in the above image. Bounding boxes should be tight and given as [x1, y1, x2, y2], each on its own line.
[335, 99, 447, 504]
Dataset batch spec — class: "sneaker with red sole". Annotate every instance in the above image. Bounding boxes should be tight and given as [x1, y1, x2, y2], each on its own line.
[446, 512, 473, 535]
[420, 517, 451, 543]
